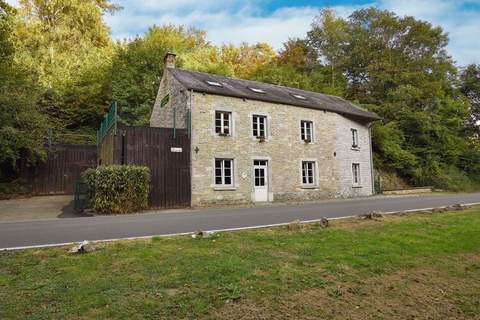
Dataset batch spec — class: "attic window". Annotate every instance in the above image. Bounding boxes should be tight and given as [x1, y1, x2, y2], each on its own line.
[206, 80, 223, 87]
[249, 87, 266, 94]
[292, 94, 307, 100]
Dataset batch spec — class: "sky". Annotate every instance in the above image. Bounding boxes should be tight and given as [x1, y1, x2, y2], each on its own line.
[6, 0, 480, 65]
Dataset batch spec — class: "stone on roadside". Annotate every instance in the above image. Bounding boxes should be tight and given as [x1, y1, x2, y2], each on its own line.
[288, 219, 303, 231]
[319, 217, 329, 228]
[358, 211, 383, 220]
[69, 240, 95, 254]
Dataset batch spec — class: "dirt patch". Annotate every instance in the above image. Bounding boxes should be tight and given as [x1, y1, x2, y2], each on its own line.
[209, 254, 480, 320]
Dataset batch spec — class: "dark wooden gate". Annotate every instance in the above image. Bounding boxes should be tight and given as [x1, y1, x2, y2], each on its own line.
[98, 126, 191, 209]
[26, 144, 97, 195]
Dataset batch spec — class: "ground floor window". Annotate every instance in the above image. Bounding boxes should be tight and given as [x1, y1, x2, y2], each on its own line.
[302, 161, 316, 186]
[352, 163, 361, 186]
[215, 158, 233, 186]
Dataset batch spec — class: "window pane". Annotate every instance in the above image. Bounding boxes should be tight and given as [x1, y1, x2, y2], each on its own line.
[224, 176, 232, 185]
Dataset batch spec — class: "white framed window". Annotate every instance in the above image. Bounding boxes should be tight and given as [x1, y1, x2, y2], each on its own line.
[215, 111, 231, 136]
[352, 163, 361, 186]
[351, 129, 359, 148]
[252, 115, 267, 138]
[300, 120, 314, 142]
[302, 161, 316, 186]
[215, 158, 234, 186]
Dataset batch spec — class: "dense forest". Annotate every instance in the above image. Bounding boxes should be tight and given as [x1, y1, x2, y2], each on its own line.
[0, 0, 479, 191]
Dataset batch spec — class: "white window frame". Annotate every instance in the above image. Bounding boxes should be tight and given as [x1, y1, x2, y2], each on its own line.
[215, 111, 232, 136]
[300, 160, 318, 188]
[352, 163, 361, 186]
[300, 120, 314, 143]
[351, 128, 359, 149]
[252, 114, 267, 138]
[214, 158, 234, 187]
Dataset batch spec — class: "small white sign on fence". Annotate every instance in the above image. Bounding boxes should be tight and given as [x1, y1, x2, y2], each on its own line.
[170, 147, 183, 153]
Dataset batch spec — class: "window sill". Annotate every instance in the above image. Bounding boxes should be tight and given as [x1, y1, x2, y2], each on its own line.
[252, 137, 270, 142]
[352, 185, 363, 188]
[213, 186, 237, 191]
[351, 147, 360, 151]
[301, 185, 319, 190]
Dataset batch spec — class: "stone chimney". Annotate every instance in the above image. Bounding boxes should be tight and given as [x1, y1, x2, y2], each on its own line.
[164, 52, 176, 69]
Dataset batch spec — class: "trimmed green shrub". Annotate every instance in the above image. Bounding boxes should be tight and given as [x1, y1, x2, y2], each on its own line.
[82, 165, 150, 214]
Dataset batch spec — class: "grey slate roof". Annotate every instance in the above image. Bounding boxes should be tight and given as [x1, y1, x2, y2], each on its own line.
[169, 68, 381, 122]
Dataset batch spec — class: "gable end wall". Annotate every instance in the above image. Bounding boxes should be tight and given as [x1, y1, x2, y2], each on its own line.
[150, 71, 189, 129]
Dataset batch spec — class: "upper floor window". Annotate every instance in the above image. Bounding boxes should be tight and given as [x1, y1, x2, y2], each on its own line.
[352, 163, 361, 186]
[351, 128, 359, 148]
[252, 115, 267, 138]
[215, 158, 234, 186]
[302, 161, 316, 186]
[300, 120, 313, 142]
[215, 111, 231, 136]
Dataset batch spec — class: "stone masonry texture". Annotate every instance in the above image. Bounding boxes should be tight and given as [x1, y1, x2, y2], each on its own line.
[189, 92, 374, 207]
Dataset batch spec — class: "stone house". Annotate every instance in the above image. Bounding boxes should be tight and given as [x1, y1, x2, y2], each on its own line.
[150, 53, 381, 207]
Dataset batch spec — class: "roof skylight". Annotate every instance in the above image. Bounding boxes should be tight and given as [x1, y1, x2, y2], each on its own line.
[249, 87, 266, 94]
[206, 80, 223, 87]
[292, 94, 307, 100]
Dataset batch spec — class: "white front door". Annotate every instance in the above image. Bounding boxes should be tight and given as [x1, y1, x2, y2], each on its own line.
[253, 160, 269, 202]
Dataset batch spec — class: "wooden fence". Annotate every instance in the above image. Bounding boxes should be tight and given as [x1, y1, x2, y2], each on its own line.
[98, 126, 191, 209]
[24, 144, 97, 195]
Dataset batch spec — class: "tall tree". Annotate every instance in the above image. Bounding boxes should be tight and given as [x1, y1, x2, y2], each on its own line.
[110, 25, 208, 126]
[0, 1, 49, 179]
[13, 0, 117, 136]
[184, 42, 277, 79]
[307, 8, 348, 88]
[460, 64, 480, 136]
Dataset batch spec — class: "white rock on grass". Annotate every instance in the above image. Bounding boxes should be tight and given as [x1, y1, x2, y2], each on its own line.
[69, 240, 95, 253]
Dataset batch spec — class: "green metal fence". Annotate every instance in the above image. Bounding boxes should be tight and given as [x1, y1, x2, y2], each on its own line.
[96, 102, 117, 145]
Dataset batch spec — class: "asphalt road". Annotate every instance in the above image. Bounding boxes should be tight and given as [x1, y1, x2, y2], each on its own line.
[1, 192, 479, 250]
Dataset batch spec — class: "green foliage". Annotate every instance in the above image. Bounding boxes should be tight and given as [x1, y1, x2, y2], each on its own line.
[0, 4, 49, 178]
[110, 25, 207, 126]
[303, 7, 480, 190]
[82, 165, 151, 214]
[460, 64, 480, 136]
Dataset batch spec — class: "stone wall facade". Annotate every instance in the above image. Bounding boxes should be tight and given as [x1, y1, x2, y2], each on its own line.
[150, 71, 190, 129]
[189, 92, 374, 207]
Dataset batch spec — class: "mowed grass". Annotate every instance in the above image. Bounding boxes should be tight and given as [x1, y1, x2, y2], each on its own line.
[1, 208, 480, 319]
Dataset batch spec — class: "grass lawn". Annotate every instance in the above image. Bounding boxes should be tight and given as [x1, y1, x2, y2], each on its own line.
[1, 207, 480, 319]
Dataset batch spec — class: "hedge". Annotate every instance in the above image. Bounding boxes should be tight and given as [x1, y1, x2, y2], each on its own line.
[82, 165, 151, 214]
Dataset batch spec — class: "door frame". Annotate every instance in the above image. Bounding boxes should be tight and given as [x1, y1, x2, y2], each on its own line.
[251, 157, 273, 202]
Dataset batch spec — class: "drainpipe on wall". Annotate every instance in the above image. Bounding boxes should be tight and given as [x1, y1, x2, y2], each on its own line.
[368, 123, 375, 195]
[189, 89, 194, 207]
